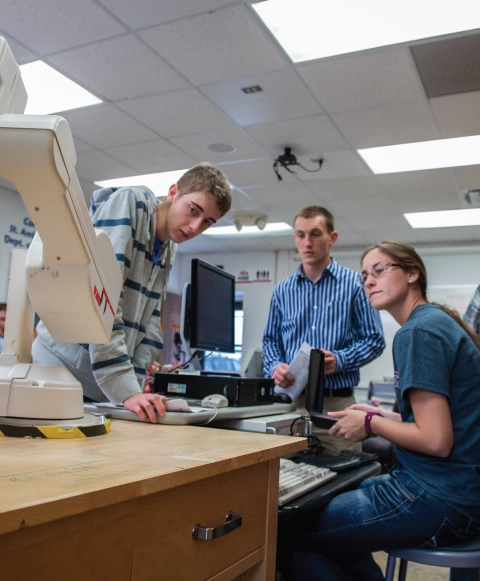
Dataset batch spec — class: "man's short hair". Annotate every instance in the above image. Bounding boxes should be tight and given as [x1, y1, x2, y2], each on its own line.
[176, 162, 232, 217]
[0, 302, 6, 312]
[294, 206, 335, 233]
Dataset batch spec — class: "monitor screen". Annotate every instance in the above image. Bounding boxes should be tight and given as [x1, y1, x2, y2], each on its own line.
[186, 258, 235, 353]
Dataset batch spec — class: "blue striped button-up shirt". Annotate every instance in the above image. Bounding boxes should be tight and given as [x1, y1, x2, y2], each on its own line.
[262, 258, 385, 390]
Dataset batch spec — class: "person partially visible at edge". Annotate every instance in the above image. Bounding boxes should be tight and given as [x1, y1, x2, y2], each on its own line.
[451, 282, 480, 581]
[32, 163, 232, 423]
[464, 282, 480, 336]
[0, 302, 6, 353]
[277, 240, 480, 581]
[262, 205, 385, 453]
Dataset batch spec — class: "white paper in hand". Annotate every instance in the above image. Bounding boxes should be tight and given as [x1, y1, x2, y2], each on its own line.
[274, 342, 312, 402]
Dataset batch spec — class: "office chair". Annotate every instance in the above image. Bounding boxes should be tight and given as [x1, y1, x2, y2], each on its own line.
[384, 531, 480, 580]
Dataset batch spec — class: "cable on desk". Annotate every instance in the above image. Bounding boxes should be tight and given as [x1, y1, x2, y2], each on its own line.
[289, 415, 326, 453]
[306, 435, 325, 454]
[167, 351, 212, 373]
[290, 416, 306, 436]
[199, 407, 219, 425]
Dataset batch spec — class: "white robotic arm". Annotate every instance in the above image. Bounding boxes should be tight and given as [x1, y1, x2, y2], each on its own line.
[0, 37, 122, 425]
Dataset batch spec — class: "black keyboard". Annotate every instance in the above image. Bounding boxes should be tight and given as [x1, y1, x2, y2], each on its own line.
[291, 450, 378, 473]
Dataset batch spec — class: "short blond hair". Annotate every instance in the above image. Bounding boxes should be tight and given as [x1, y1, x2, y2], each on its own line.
[176, 162, 232, 217]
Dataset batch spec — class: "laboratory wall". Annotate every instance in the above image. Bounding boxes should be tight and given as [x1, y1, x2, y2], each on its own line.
[0, 186, 33, 301]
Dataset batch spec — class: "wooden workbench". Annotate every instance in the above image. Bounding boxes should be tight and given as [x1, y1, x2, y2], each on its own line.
[0, 420, 306, 581]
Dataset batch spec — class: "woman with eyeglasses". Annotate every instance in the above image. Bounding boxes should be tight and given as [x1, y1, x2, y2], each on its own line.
[276, 240, 480, 581]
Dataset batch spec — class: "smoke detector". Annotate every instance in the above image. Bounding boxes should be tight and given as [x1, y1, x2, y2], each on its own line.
[233, 213, 268, 232]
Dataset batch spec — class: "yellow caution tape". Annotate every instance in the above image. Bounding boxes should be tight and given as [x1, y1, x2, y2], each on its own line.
[0, 418, 111, 439]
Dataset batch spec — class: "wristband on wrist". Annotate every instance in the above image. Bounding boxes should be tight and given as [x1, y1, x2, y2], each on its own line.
[364, 411, 383, 436]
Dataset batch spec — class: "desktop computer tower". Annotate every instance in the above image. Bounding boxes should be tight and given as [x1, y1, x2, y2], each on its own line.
[154, 372, 275, 407]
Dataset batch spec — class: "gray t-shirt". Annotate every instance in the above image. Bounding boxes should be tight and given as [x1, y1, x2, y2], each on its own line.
[393, 304, 480, 508]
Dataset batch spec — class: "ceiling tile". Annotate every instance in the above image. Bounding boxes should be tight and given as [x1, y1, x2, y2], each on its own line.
[430, 90, 480, 138]
[49, 36, 188, 100]
[75, 150, 139, 182]
[326, 194, 397, 218]
[169, 128, 268, 165]
[331, 100, 440, 148]
[221, 159, 298, 189]
[225, 188, 268, 215]
[97, 0, 243, 29]
[139, 5, 287, 85]
[297, 47, 426, 114]
[452, 165, 480, 191]
[104, 140, 195, 174]
[0, 34, 36, 64]
[375, 169, 458, 195]
[200, 68, 323, 126]
[72, 137, 95, 154]
[0, 0, 125, 55]
[240, 183, 320, 207]
[296, 151, 371, 181]
[344, 213, 412, 232]
[117, 89, 234, 137]
[62, 104, 158, 149]
[306, 176, 385, 200]
[245, 114, 349, 155]
[390, 191, 462, 213]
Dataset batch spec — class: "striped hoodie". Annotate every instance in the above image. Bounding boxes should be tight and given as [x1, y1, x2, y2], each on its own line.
[33, 186, 177, 403]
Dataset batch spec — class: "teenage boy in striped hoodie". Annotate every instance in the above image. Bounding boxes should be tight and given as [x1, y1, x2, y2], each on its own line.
[33, 163, 232, 422]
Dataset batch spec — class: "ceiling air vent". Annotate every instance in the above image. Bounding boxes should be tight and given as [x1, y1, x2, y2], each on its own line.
[411, 32, 480, 98]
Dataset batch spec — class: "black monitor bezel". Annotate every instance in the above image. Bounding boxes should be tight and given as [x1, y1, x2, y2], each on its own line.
[304, 348, 325, 414]
[188, 258, 236, 353]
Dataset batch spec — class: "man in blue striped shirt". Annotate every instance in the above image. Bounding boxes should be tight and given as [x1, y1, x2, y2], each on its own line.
[33, 163, 232, 423]
[263, 206, 385, 452]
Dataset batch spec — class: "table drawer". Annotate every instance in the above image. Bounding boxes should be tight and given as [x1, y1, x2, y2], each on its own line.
[133, 462, 269, 580]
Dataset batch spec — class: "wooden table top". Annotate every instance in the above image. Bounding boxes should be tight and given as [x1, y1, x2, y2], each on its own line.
[0, 419, 306, 535]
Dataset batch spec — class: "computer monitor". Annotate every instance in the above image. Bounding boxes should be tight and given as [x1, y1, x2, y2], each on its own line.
[304, 348, 338, 429]
[180, 258, 235, 370]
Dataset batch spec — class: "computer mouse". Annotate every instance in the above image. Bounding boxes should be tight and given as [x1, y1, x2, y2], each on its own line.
[201, 394, 229, 408]
[273, 393, 293, 404]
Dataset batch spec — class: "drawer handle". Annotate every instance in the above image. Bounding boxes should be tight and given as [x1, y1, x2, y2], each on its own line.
[192, 511, 242, 541]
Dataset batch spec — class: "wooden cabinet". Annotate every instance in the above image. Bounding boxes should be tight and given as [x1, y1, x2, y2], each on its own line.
[0, 420, 306, 580]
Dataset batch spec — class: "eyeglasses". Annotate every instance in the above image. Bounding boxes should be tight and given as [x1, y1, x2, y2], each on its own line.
[357, 262, 404, 286]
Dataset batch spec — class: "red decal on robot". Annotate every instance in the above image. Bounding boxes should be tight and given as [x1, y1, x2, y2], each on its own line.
[93, 285, 115, 317]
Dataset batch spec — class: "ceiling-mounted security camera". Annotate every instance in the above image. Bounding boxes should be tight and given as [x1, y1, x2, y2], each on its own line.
[273, 147, 323, 181]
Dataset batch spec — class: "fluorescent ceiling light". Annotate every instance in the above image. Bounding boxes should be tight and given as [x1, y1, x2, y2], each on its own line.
[358, 135, 480, 174]
[404, 208, 480, 229]
[95, 169, 189, 196]
[203, 223, 293, 236]
[21, 61, 102, 114]
[253, 0, 480, 63]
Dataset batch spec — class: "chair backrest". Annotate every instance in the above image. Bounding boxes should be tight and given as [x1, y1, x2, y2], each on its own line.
[388, 531, 480, 568]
